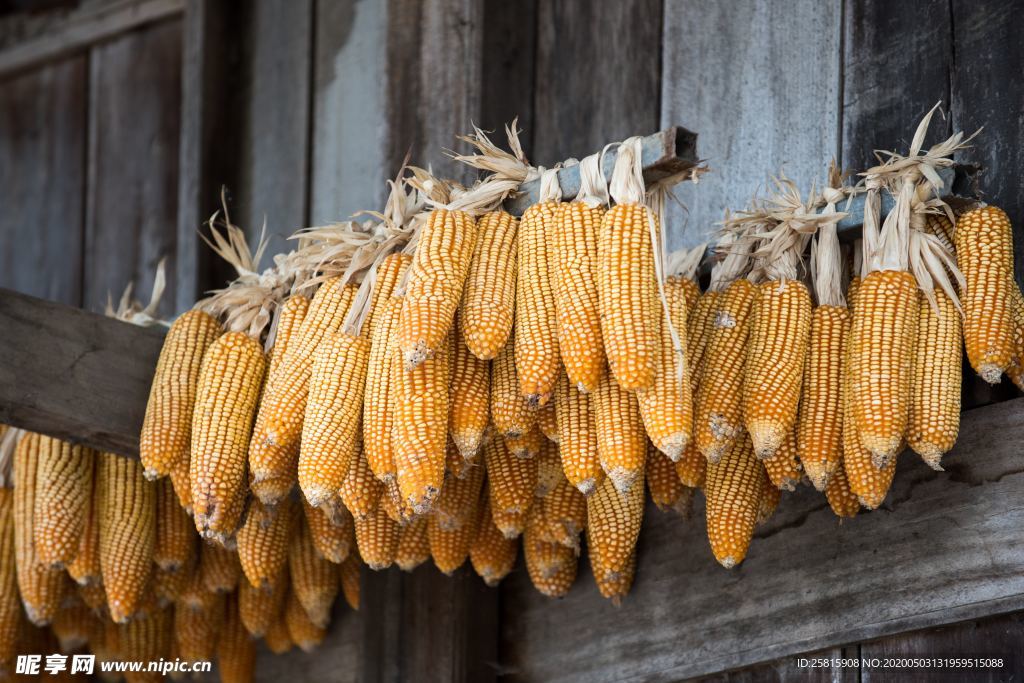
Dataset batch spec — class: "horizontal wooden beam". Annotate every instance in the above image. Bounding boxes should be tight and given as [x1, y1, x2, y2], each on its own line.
[500, 395, 1024, 681]
[0, 288, 163, 457]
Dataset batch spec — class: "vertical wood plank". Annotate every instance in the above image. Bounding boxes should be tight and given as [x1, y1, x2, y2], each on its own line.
[0, 57, 87, 306]
[478, 0, 537, 144]
[85, 19, 182, 317]
[661, 0, 842, 249]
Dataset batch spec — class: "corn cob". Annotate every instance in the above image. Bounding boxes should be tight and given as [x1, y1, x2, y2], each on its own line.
[303, 498, 353, 564]
[51, 598, 97, 652]
[956, 206, 1015, 383]
[554, 374, 603, 495]
[908, 288, 962, 468]
[200, 541, 240, 593]
[483, 436, 537, 537]
[365, 253, 413, 338]
[461, 209, 518, 360]
[266, 294, 310, 378]
[756, 474, 781, 525]
[695, 279, 758, 462]
[542, 477, 587, 551]
[77, 581, 106, 612]
[428, 466, 484, 575]
[394, 516, 430, 572]
[339, 448, 383, 522]
[444, 438, 474, 480]
[469, 499, 518, 586]
[339, 552, 361, 610]
[249, 280, 357, 505]
[1005, 286, 1024, 390]
[191, 332, 267, 543]
[524, 515, 577, 598]
[537, 399, 559, 445]
[704, 432, 762, 568]
[33, 437, 94, 568]
[449, 320, 491, 459]
[593, 549, 635, 606]
[516, 198, 562, 406]
[118, 606, 172, 673]
[174, 592, 224, 662]
[825, 457, 860, 518]
[237, 497, 295, 589]
[67, 471, 101, 586]
[0, 488, 19, 667]
[155, 562, 193, 605]
[218, 593, 256, 683]
[645, 443, 688, 513]
[364, 296, 403, 482]
[381, 477, 416, 524]
[586, 473, 644, 581]
[289, 515, 338, 627]
[762, 429, 801, 491]
[239, 567, 287, 638]
[491, 336, 536, 438]
[353, 504, 401, 571]
[154, 477, 195, 573]
[140, 309, 222, 479]
[592, 372, 646, 492]
[504, 426, 543, 459]
[299, 332, 370, 507]
[674, 288, 719, 488]
[168, 450, 193, 515]
[264, 615, 293, 654]
[554, 199, 606, 392]
[533, 440, 562, 498]
[284, 589, 325, 652]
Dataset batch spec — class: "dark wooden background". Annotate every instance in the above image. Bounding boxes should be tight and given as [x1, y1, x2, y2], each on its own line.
[1, 0, 1023, 680]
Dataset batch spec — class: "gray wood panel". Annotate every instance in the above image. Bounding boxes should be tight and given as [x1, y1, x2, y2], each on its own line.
[84, 19, 182, 317]
[253, 599, 365, 683]
[700, 646, 859, 683]
[0, 56, 87, 306]
[499, 397, 1024, 681]
[478, 0, 536, 148]
[660, 0, 842, 250]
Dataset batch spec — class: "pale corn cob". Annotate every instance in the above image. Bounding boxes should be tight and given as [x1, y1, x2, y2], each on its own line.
[533, 440, 562, 498]
[51, 598, 97, 652]
[303, 498, 353, 564]
[524, 515, 577, 598]
[97, 452, 155, 623]
[450, 318, 491, 459]
[554, 374, 603, 496]
[339, 552, 361, 610]
[645, 443, 689, 513]
[174, 592, 224, 662]
[353, 504, 401, 571]
[763, 429, 801, 491]
[364, 296, 403, 482]
[756, 475, 781, 525]
[0, 488, 19, 667]
[516, 199, 562, 406]
[461, 209, 518, 360]
[200, 541, 240, 593]
[33, 437, 94, 568]
[956, 206, 1015, 382]
[469, 498, 518, 586]
[592, 372, 646, 493]
[554, 200, 606, 392]
[797, 305, 850, 490]
[339, 448, 383, 522]
[237, 497, 295, 589]
[491, 336, 535, 438]
[704, 432, 762, 568]
[394, 516, 430, 572]
[264, 615, 294, 654]
[504, 426, 544, 459]
[218, 593, 256, 683]
[284, 589, 325, 652]
[140, 309, 221, 479]
[907, 288, 962, 468]
[364, 253, 412, 338]
[289, 516, 338, 628]
[249, 280, 357, 505]
[825, 457, 860, 518]
[743, 280, 812, 458]
[67, 469, 101, 586]
[593, 549, 635, 606]
[299, 332, 370, 508]
[483, 436, 537, 537]
[586, 473, 644, 580]
[695, 279, 758, 462]
[542, 478, 587, 551]
[239, 568, 287, 638]
[191, 332, 267, 543]
[154, 477, 195, 573]
[428, 466, 484, 574]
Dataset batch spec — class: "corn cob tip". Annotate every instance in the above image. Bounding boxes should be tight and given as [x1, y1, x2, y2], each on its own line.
[917, 449, 945, 471]
[862, 434, 902, 466]
[23, 603, 53, 627]
[804, 468, 830, 493]
[869, 450, 896, 470]
[718, 556, 738, 569]
[301, 485, 334, 512]
[525, 393, 551, 410]
[452, 434, 481, 460]
[748, 420, 786, 460]
[979, 364, 1005, 385]
[670, 491, 695, 519]
[142, 467, 161, 481]
[605, 467, 640, 494]
[575, 478, 597, 497]
[856, 490, 888, 510]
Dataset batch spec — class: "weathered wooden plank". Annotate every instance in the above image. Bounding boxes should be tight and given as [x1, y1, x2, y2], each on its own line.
[84, 19, 182, 318]
[253, 598, 365, 683]
[0, 56, 87, 307]
[660, 0, 842, 250]
[0, 289, 164, 457]
[701, 646, 859, 683]
[478, 0, 537, 149]
[499, 396, 1024, 681]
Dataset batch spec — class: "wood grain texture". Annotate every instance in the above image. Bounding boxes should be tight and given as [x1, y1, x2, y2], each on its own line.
[0, 56, 87, 306]
[478, 0, 536, 149]
[499, 397, 1024, 681]
[701, 646, 859, 683]
[0, 288, 164, 457]
[84, 19, 182, 318]
[661, 0, 842, 249]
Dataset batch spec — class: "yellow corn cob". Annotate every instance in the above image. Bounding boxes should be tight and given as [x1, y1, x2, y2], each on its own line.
[237, 497, 295, 589]
[249, 280, 357, 505]
[483, 436, 537, 537]
[687, 290, 720, 388]
[469, 498, 518, 586]
[1005, 286, 1024, 390]
[51, 597, 98, 652]
[755, 475, 780, 526]
[825, 457, 860, 518]
[264, 614, 293, 654]
[168, 450, 193, 515]
[33, 437, 94, 568]
[364, 253, 412, 338]
[191, 332, 267, 543]
[445, 438, 475, 480]
[592, 548, 635, 606]
[586, 473, 644, 580]
[554, 374, 603, 495]
[763, 429, 802, 491]
[533, 440, 562, 498]
[0, 488, 19, 666]
[339, 552, 361, 610]
[303, 498, 353, 564]
[428, 465, 484, 575]
[554, 200, 606, 392]
[239, 567, 287, 638]
[542, 477, 587, 551]
[96, 452, 155, 623]
[695, 279, 758, 462]
[218, 593, 256, 683]
[284, 588, 325, 652]
[174, 592, 224, 661]
[908, 288, 962, 468]
[400, 208, 478, 366]
[645, 443, 688, 513]
[797, 305, 850, 490]
[491, 336, 536, 438]
[364, 296, 403, 482]
[353, 504, 401, 571]
[461, 209, 518, 360]
[956, 206, 1015, 383]
[339, 448, 383, 522]
[743, 280, 812, 458]
[155, 563, 193, 605]
[392, 334, 451, 514]
[537, 398, 559, 445]
[524, 515, 577, 598]
[140, 309, 222, 479]
[597, 203, 660, 390]
[67, 470, 101, 586]
[118, 605, 171, 670]
[704, 432, 763, 568]
[504, 425, 544, 459]
[266, 294, 310, 386]
[394, 516, 430, 572]
[592, 372, 646, 492]
[289, 516, 338, 628]
[516, 200, 562, 406]
[200, 541, 240, 593]
[449, 320, 491, 459]
[77, 580, 106, 612]
[636, 315, 692, 461]
[381, 477, 416, 524]
[154, 477, 195, 573]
